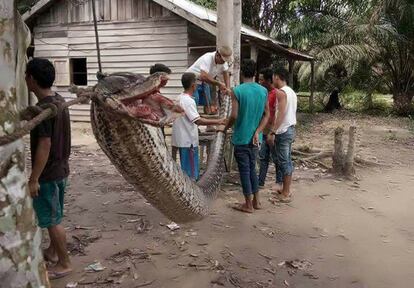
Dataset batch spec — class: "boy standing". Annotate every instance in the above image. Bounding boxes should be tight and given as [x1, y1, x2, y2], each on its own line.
[172, 73, 226, 180]
[223, 60, 269, 213]
[26, 58, 72, 279]
[258, 68, 278, 188]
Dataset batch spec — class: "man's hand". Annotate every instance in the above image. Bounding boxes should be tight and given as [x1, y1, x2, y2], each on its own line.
[252, 132, 260, 147]
[216, 119, 228, 132]
[218, 82, 227, 92]
[28, 178, 40, 198]
[266, 134, 275, 146]
[218, 118, 227, 126]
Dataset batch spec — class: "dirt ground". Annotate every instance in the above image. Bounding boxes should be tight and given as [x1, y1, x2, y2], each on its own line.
[39, 112, 414, 288]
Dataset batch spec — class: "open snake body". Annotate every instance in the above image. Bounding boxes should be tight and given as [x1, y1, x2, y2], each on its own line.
[89, 72, 230, 223]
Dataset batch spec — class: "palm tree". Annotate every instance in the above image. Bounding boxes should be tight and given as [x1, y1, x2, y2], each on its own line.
[291, 0, 414, 115]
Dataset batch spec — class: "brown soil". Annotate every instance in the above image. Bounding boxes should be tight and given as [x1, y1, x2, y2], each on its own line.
[44, 111, 414, 288]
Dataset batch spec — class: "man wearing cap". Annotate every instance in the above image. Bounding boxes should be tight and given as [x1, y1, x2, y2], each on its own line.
[186, 46, 232, 114]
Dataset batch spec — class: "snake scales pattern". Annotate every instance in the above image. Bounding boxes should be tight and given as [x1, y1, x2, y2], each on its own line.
[89, 72, 230, 223]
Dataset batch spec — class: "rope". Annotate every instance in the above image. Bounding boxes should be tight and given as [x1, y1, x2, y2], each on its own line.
[0, 95, 91, 146]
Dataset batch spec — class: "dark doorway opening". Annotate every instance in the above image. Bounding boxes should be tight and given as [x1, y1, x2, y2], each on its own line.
[70, 58, 87, 86]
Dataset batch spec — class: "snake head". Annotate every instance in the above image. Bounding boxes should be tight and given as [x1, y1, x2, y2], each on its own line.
[94, 72, 184, 125]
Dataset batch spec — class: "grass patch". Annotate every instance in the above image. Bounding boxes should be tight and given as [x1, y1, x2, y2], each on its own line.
[297, 90, 396, 116]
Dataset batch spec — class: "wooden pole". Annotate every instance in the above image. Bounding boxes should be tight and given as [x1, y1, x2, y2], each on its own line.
[233, 0, 242, 86]
[250, 44, 258, 62]
[344, 126, 356, 177]
[217, 0, 234, 49]
[91, 0, 102, 73]
[310, 60, 315, 113]
[332, 127, 345, 174]
[288, 59, 294, 87]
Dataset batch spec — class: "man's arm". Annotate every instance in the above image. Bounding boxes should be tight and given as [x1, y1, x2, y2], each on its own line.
[223, 71, 230, 88]
[222, 90, 239, 131]
[252, 101, 270, 146]
[256, 101, 270, 134]
[199, 70, 226, 90]
[272, 90, 287, 133]
[29, 137, 51, 197]
[195, 117, 227, 126]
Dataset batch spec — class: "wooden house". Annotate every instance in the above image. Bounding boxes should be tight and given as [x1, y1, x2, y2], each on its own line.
[23, 0, 314, 122]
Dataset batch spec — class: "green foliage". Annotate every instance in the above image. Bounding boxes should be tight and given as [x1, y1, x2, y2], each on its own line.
[290, 0, 414, 116]
[190, 0, 216, 10]
[17, 0, 38, 14]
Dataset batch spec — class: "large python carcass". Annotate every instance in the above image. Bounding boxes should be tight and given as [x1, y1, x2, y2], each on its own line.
[85, 72, 230, 223]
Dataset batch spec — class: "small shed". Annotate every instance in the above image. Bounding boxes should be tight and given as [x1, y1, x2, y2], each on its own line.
[24, 0, 314, 122]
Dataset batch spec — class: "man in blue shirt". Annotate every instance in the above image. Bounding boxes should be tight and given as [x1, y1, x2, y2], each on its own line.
[223, 59, 269, 213]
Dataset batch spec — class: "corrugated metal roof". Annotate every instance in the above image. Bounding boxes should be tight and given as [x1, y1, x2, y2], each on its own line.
[23, 0, 313, 61]
[161, 0, 286, 47]
[155, 0, 313, 61]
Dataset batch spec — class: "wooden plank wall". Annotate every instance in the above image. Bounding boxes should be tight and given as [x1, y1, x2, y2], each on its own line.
[34, 0, 187, 122]
[37, 0, 172, 24]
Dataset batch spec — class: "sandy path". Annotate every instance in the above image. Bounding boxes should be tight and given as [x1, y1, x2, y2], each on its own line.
[46, 113, 413, 288]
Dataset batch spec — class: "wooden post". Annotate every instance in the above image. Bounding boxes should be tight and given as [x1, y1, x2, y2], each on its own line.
[250, 44, 258, 62]
[288, 59, 294, 87]
[0, 3, 49, 287]
[332, 127, 345, 174]
[344, 126, 356, 176]
[310, 60, 315, 113]
[91, 0, 102, 73]
[217, 0, 234, 51]
[233, 0, 242, 86]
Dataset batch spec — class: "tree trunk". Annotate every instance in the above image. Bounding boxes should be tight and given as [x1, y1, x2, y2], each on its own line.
[332, 127, 345, 174]
[393, 91, 414, 116]
[0, 2, 49, 287]
[232, 0, 241, 86]
[344, 126, 356, 177]
[365, 91, 373, 110]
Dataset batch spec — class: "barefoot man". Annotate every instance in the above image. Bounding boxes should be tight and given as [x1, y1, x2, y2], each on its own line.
[268, 67, 297, 203]
[26, 58, 72, 279]
[223, 59, 269, 213]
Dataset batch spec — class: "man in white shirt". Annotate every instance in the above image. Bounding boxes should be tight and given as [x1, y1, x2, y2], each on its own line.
[186, 46, 232, 114]
[172, 73, 226, 180]
[267, 67, 297, 203]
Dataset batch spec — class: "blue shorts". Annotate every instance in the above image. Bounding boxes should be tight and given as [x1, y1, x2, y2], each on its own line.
[32, 179, 67, 228]
[275, 126, 295, 180]
[193, 83, 211, 106]
[179, 146, 199, 180]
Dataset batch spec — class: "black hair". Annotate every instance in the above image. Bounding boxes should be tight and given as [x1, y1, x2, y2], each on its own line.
[260, 67, 273, 82]
[26, 58, 55, 88]
[273, 66, 289, 82]
[241, 59, 256, 78]
[149, 63, 172, 75]
[181, 72, 196, 90]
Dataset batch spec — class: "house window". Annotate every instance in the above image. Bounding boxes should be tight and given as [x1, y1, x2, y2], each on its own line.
[70, 58, 87, 86]
[53, 59, 70, 86]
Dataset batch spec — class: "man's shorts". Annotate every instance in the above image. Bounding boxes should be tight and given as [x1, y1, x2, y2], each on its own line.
[193, 83, 211, 106]
[32, 178, 67, 228]
[179, 146, 199, 180]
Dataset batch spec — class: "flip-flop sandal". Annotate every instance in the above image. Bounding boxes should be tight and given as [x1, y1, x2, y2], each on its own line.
[275, 194, 292, 203]
[232, 204, 253, 213]
[48, 270, 72, 280]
